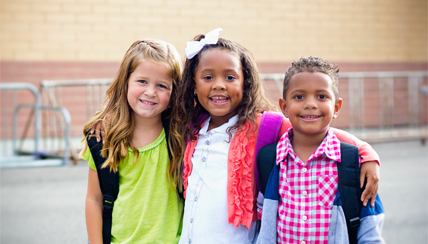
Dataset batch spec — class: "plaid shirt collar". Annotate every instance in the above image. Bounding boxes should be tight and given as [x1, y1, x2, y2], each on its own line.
[276, 127, 342, 166]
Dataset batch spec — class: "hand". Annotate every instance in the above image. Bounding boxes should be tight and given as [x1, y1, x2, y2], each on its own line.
[90, 113, 113, 144]
[90, 121, 105, 143]
[360, 161, 380, 207]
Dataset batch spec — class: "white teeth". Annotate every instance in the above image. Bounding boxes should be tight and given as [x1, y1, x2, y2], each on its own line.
[303, 115, 319, 119]
[141, 100, 155, 105]
[211, 96, 228, 101]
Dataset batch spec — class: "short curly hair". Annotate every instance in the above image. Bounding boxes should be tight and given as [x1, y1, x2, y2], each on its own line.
[283, 56, 340, 100]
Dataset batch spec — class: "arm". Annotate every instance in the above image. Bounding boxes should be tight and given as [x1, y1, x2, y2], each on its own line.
[331, 128, 380, 207]
[357, 195, 385, 243]
[331, 128, 380, 164]
[277, 116, 292, 141]
[85, 168, 103, 244]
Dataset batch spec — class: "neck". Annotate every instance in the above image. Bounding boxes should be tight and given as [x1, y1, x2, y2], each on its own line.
[132, 116, 163, 148]
[291, 128, 328, 163]
[207, 113, 237, 131]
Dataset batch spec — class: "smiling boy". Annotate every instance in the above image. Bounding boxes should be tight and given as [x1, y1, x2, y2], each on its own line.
[257, 57, 385, 244]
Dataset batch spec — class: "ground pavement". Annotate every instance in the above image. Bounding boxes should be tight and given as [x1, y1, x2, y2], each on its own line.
[1, 140, 427, 243]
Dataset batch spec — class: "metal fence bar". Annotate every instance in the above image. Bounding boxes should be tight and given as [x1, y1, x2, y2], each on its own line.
[13, 105, 71, 165]
[0, 83, 40, 154]
[348, 78, 365, 130]
[260, 71, 428, 143]
[408, 77, 422, 126]
[260, 71, 428, 81]
[378, 78, 394, 128]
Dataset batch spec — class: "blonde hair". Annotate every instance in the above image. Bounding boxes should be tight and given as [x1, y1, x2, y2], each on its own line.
[81, 39, 182, 172]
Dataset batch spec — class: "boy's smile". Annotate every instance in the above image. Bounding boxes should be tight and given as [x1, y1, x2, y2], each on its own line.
[280, 71, 342, 139]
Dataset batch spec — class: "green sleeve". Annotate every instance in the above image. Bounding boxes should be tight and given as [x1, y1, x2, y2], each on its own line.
[81, 146, 97, 171]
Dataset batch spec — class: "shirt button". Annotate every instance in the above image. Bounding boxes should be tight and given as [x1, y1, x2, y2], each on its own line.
[206, 140, 210, 145]
[189, 240, 192, 244]
[302, 191, 307, 196]
[301, 241, 306, 244]
[201, 157, 206, 162]
[190, 218, 193, 223]
[302, 216, 307, 221]
[302, 168, 307, 173]
[194, 196, 198, 202]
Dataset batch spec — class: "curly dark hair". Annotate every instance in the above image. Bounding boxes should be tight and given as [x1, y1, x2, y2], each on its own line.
[283, 56, 340, 100]
[169, 35, 277, 191]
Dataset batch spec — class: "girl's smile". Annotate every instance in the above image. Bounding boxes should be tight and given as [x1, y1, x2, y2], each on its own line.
[127, 60, 172, 123]
[194, 49, 244, 129]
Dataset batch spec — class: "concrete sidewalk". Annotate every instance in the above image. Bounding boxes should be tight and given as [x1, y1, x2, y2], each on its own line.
[1, 140, 427, 244]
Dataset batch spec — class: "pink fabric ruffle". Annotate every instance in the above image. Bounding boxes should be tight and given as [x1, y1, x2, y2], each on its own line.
[227, 124, 258, 228]
[182, 116, 262, 228]
[183, 133, 199, 199]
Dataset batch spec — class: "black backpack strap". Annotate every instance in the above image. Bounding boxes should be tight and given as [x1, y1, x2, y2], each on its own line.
[161, 118, 173, 160]
[257, 143, 278, 195]
[338, 142, 363, 244]
[86, 130, 118, 244]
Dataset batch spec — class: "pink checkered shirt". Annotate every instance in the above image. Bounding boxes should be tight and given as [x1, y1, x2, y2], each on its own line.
[276, 128, 341, 244]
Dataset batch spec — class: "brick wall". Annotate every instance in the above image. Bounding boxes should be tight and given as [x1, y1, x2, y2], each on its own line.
[1, 0, 426, 62]
[1, 0, 427, 139]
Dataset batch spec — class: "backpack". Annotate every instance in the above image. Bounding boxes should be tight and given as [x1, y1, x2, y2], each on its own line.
[85, 118, 172, 244]
[257, 141, 363, 244]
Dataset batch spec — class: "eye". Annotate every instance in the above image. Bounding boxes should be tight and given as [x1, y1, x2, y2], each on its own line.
[138, 80, 147, 84]
[318, 94, 327, 99]
[157, 83, 168, 89]
[203, 75, 213, 80]
[225, 75, 235, 81]
[294, 95, 304, 100]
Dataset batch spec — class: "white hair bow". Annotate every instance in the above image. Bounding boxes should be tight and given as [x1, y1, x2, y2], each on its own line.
[185, 28, 223, 59]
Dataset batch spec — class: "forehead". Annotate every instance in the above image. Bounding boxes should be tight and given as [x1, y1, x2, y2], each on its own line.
[197, 49, 241, 70]
[287, 71, 334, 92]
[131, 60, 172, 80]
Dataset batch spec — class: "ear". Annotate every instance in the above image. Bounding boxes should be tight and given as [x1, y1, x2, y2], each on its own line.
[279, 98, 289, 118]
[333, 98, 343, 119]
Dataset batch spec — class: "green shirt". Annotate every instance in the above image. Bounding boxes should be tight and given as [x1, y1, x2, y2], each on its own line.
[83, 129, 183, 244]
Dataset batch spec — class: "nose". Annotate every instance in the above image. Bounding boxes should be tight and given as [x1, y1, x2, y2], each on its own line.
[212, 78, 226, 90]
[304, 97, 317, 110]
[144, 84, 156, 97]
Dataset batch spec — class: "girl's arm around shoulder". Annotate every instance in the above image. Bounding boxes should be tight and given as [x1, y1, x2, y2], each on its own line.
[85, 168, 104, 244]
[331, 127, 380, 207]
[331, 128, 380, 165]
[277, 116, 292, 141]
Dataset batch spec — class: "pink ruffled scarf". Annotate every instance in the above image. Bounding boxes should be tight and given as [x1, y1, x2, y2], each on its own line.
[183, 116, 262, 228]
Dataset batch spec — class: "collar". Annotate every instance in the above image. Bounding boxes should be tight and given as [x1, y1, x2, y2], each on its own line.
[276, 128, 341, 165]
[199, 114, 239, 135]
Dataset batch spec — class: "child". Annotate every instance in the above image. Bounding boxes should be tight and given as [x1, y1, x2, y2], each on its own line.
[81, 39, 184, 244]
[257, 56, 385, 243]
[169, 29, 381, 244]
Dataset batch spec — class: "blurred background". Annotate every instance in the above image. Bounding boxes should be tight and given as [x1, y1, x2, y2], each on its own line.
[1, 0, 427, 243]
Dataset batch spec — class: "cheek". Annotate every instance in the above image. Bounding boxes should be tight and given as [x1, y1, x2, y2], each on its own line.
[161, 90, 172, 104]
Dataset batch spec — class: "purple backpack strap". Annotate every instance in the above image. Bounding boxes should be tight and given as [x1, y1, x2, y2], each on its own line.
[254, 111, 284, 190]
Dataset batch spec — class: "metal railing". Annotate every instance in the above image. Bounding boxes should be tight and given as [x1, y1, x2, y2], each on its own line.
[260, 71, 428, 143]
[1, 83, 72, 168]
[40, 78, 113, 120]
[39, 78, 113, 159]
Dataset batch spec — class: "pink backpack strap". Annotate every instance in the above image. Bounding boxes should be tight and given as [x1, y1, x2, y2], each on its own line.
[254, 111, 284, 190]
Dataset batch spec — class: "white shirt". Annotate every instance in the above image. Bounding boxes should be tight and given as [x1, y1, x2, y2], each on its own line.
[179, 115, 257, 244]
